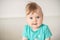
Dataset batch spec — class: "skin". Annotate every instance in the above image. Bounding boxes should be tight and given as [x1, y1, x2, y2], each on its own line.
[22, 10, 51, 40]
[26, 12, 43, 31]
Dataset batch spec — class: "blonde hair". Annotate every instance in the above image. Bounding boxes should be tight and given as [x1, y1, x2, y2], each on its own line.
[25, 2, 43, 16]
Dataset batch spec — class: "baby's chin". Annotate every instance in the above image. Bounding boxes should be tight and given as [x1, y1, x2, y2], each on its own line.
[30, 24, 42, 28]
[31, 25, 40, 28]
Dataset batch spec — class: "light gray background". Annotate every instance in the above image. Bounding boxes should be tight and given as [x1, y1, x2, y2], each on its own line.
[0, 0, 60, 40]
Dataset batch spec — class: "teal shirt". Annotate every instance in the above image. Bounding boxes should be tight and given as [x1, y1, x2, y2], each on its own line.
[22, 24, 52, 40]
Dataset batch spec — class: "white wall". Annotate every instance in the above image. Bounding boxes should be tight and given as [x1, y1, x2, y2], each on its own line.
[0, 0, 60, 18]
[0, 0, 60, 40]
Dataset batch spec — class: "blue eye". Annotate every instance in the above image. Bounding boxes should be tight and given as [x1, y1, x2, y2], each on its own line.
[36, 16, 40, 19]
[30, 17, 33, 19]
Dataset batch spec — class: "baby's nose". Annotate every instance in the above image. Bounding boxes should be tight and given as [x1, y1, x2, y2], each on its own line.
[33, 18, 37, 22]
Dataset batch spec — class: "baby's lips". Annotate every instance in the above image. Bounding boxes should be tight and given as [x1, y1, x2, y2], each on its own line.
[32, 23, 37, 25]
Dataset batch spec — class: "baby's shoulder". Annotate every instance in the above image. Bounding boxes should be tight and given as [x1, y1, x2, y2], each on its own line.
[41, 24, 49, 30]
[24, 24, 30, 27]
[24, 24, 30, 29]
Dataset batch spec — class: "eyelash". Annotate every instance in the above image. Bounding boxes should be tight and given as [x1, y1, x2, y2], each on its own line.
[36, 16, 40, 19]
[29, 16, 40, 19]
[30, 17, 33, 19]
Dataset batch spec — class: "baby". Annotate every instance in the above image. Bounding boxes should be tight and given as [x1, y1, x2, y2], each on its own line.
[22, 2, 52, 40]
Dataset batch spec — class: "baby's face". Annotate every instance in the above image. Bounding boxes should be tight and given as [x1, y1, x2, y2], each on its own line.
[26, 11, 43, 29]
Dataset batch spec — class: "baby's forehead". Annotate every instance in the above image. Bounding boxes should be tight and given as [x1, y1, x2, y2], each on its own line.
[27, 12, 42, 17]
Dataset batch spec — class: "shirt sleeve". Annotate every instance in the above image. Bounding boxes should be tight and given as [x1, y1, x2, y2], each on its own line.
[44, 25, 52, 39]
[22, 24, 28, 38]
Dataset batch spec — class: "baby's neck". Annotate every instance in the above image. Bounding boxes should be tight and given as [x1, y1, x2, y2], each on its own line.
[32, 27, 39, 31]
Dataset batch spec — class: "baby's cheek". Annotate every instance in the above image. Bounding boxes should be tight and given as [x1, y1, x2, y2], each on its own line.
[27, 19, 31, 23]
[38, 21, 42, 24]
[38, 20, 42, 24]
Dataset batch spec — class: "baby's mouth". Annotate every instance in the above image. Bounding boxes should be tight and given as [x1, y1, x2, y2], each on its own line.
[32, 23, 37, 25]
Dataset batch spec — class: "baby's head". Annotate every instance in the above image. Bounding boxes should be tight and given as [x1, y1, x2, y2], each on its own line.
[25, 2, 43, 28]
